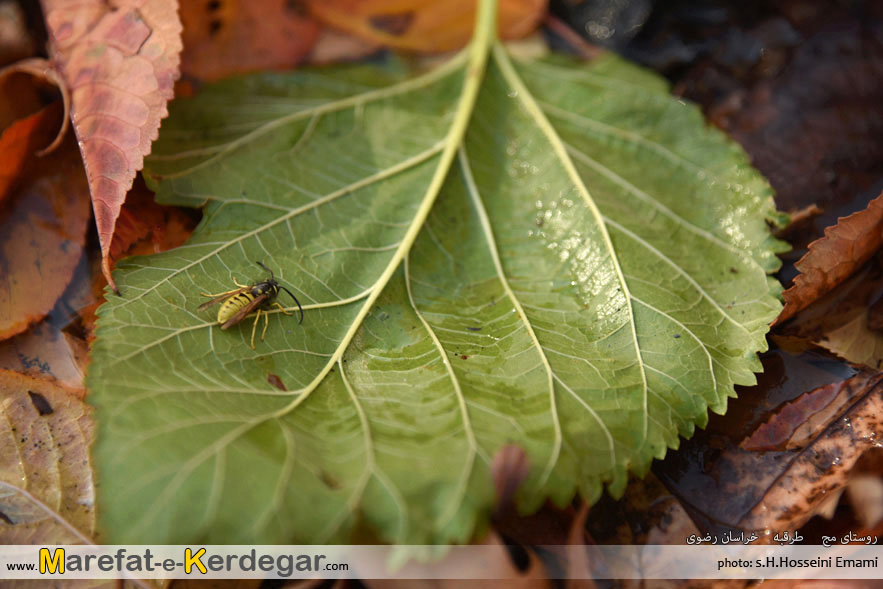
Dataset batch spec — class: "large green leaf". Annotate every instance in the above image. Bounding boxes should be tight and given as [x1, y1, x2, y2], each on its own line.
[89, 3, 786, 544]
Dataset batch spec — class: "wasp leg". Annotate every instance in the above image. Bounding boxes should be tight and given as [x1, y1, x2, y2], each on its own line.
[250, 309, 262, 350]
[232, 275, 249, 289]
[261, 308, 270, 341]
[272, 302, 292, 315]
[200, 288, 241, 298]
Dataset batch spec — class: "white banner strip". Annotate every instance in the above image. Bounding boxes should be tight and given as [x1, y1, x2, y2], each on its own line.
[1, 545, 882, 580]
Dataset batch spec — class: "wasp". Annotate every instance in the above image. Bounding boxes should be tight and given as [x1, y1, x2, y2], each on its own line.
[199, 261, 304, 349]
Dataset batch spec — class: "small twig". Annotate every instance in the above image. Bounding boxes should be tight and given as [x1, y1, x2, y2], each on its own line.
[544, 14, 604, 61]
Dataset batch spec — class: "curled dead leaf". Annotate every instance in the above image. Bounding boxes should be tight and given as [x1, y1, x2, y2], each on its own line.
[41, 0, 183, 292]
[307, 0, 547, 52]
[0, 102, 64, 204]
[776, 193, 883, 325]
[0, 57, 70, 155]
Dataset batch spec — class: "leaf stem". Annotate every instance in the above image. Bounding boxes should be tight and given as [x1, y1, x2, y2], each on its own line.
[268, 0, 499, 414]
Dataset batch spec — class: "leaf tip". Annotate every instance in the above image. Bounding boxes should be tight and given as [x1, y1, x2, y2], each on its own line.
[101, 257, 120, 295]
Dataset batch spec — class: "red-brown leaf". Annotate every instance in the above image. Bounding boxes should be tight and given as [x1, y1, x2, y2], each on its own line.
[40, 0, 183, 292]
[0, 136, 91, 341]
[776, 193, 883, 324]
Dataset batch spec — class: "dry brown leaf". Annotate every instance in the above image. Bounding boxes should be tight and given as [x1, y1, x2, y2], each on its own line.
[586, 474, 702, 546]
[0, 102, 64, 203]
[0, 136, 91, 341]
[776, 193, 883, 325]
[818, 311, 883, 370]
[180, 0, 320, 81]
[654, 350, 873, 544]
[728, 372, 883, 533]
[307, 0, 547, 52]
[0, 322, 88, 393]
[581, 475, 739, 589]
[41, 0, 183, 292]
[0, 369, 95, 543]
[774, 254, 883, 370]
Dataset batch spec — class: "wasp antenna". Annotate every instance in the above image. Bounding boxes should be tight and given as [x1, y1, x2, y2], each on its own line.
[280, 286, 304, 324]
[256, 260, 274, 280]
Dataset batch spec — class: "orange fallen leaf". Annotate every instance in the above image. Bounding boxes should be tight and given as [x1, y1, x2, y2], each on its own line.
[0, 136, 91, 341]
[181, 0, 321, 81]
[776, 193, 883, 325]
[0, 369, 95, 544]
[41, 0, 183, 292]
[107, 179, 198, 265]
[307, 0, 547, 52]
[0, 102, 63, 204]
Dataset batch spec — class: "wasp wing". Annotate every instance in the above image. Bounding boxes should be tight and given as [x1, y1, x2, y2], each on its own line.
[198, 288, 247, 311]
[221, 293, 269, 329]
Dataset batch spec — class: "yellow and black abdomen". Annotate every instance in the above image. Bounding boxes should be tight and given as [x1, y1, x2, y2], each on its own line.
[217, 291, 257, 327]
